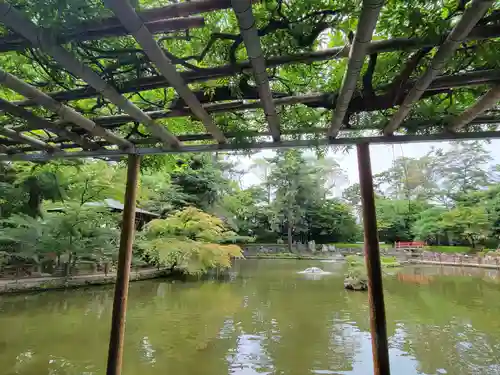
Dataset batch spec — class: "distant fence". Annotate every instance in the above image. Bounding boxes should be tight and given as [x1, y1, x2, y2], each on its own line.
[395, 241, 425, 249]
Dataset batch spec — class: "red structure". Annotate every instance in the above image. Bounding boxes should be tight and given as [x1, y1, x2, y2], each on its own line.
[395, 241, 425, 249]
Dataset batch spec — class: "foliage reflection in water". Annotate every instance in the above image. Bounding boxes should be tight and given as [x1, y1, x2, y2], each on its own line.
[1, 260, 500, 375]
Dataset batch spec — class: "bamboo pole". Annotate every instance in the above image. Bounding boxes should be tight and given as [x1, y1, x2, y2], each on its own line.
[0, 68, 133, 149]
[356, 142, 390, 375]
[328, 0, 384, 137]
[0, 98, 98, 150]
[449, 85, 500, 131]
[103, 0, 226, 144]
[384, 0, 494, 135]
[0, 1, 181, 149]
[232, 0, 280, 141]
[5, 129, 500, 161]
[106, 154, 140, 375]
[0, 17, 205, 52]
[14, 25, 500, 106]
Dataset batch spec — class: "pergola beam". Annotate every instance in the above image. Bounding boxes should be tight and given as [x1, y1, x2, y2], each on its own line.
[0, 69, 133, 149]
[232, 0, 280, 141]
[0, 98, 99, 150]
[384, 0, 494, 135]
[0, 0, 244, 53]
[6, 115, 500, 152]
[13, 68, 500, 136]
[104, 0, 226, 144]
[449, 85, 500, 131]
[328, 0, 384, 138]
[0, 127, 57, 151]
[13, 24, 500, 107]
[0, 17, 205, 53]
[5, 130, 500, 161]
[0, 1, 181, 149]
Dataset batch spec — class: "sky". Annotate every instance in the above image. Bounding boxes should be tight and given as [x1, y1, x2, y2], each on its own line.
[232, 139, 500, 195]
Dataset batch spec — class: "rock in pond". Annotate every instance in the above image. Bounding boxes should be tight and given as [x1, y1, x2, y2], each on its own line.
[344, 277, 368, 291]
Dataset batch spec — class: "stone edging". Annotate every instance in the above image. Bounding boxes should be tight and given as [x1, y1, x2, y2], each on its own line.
[0, 268, 168, 295]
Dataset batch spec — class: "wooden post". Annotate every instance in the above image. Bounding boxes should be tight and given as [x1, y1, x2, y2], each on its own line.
[106, 154, 140, 375]
[357, 143, 391, 375]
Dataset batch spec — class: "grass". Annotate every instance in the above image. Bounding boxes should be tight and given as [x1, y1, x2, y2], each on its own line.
[346, 255, 401, 268]
[425, 246, 472, 253]
[332, 243, 392, 249]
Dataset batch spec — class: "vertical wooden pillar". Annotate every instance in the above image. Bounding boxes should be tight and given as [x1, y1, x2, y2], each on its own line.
[106, 154, 140, 375]
[356, 143, 391, 375]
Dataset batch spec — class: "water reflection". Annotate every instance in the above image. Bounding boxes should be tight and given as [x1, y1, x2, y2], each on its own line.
[0, 261, 500, 375]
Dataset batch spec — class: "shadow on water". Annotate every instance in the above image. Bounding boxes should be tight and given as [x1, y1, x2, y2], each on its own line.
[1, 260, 500, 375]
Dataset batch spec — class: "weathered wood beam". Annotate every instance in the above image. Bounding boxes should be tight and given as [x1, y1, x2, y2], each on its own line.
[232, 0, 280, 141]
[13, 24, 500, 106]
[449, 85, 500, 131]
[0, 1, 181, 149]
[12, 70, 500, 141]
[0, 68, 133, 149]
[0, 98, 99, 150]
[7, 114, 500, 151]
[106, 1, 226, 144]
[0, 17, 205, 53]
[5, 130, 500, 161]
[104, 0, 226, 144]
[0, 142, 8, 153]
[90, 0, 243, 31]
[0, 126, 58, 151]
[357, 142, 391, 375]
[106, 154, 140, 375]
[384, 0, 495, 135]
[0, 0, 246, 53]
[328, 0, 384, 138]
[13, 69, 500, 138]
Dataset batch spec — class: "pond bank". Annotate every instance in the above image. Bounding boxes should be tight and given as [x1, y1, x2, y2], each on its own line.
[0, 268, 168, 295]
[409, 259, 500, 269]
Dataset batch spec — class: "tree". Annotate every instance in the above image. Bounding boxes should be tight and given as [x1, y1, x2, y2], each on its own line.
[412, 207, 448, 244]
[307, 199, 359, 243]
[441, 205, 490, 248]
[266, 150, 325, 250]
[64, 161, 125, 205]
[375, 154, 439, 201]
[432, 142, 492, 206]
[138, 207, 244, 275]
[0, 162, 67, 218]
[375, 197, 429, 244]
[0, 206, 120, 274]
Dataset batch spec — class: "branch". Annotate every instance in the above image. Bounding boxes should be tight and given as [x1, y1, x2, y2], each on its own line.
[16, 25, 500, 106]
[362, 53, 378, 97]
[388, 47, 432, 104]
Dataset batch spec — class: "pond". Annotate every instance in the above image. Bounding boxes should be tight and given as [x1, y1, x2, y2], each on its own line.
[1, 260, 500, 375]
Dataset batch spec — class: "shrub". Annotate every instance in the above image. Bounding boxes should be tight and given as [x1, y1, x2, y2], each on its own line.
[138, 207, 244, 275]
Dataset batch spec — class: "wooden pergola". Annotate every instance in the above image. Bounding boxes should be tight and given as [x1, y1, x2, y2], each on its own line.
[0, 0, 498, 374]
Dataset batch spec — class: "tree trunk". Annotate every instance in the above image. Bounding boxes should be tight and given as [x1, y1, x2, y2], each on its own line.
[65, 253, 72, 277]
[287, 222, 292, 252]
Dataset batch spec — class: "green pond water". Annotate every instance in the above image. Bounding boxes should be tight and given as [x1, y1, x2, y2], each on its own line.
[1, 260, 500, 375]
